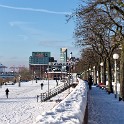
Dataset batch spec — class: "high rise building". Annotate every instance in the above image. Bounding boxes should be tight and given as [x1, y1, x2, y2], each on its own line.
[60, 48, 67, 63]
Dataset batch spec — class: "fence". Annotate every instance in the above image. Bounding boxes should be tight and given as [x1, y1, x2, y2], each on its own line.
[37, 80, 77, 102]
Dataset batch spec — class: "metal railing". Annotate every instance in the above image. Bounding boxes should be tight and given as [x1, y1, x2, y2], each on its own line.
[37, 81, 77, 102]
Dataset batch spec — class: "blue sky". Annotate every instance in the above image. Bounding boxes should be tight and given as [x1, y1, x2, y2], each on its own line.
[0, 0, 81, 68]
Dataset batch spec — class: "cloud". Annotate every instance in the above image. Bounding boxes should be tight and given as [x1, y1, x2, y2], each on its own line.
[17, 35, 28, 40]
[9, 21, 43, 36]
[0, 4, 71, 15]
[9, 21, 29, 27]
[39, 40, 71, 47]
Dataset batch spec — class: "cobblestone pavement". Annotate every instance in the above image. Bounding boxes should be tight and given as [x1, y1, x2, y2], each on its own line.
[88, 86, 124, 124]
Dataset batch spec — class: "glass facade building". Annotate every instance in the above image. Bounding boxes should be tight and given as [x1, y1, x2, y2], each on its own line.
[60, 48, 67, 63]
[29, 52, 51, 64]
[29, 52, 54, 79]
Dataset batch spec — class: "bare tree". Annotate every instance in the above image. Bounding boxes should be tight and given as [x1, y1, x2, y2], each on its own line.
[67, 0, 124, 95]
[19, 67, 32, 81]
[72, 0, 122, 93]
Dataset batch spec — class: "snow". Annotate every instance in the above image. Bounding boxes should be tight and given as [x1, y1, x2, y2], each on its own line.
[0, 80, 72, 124]
[1, 77, 124, 124]
[88, 86, 124, 124]
[35, 79, 88, 124]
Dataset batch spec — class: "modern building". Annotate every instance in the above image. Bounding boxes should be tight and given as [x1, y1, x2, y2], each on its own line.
[60, 48, 67, 63]
[29, 52, 51, 64]
[29, 52, 54, 79]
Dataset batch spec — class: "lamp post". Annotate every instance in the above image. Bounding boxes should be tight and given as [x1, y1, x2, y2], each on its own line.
[34, 71, 37, 83]
[47, 63, 50, 97]
[32, 75, 33, 84]
[47, 71, 49, 96]
[89, 68, 91, 75]
[113, 53, 119, 98]
[18, 75, 21, 87]
[100, 62, 103, 83]
[68, 69, 70, 94]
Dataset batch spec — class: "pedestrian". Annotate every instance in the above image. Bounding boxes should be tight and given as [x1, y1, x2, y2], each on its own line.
[41, 83, 44, 90]
[88, 75, 93, 90]
[5, 88, 9, 98]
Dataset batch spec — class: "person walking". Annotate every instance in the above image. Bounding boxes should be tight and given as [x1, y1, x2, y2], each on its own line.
[5, 88, 9, 98]
[40, 83, 44, 90]
[88, 75, 93, 90]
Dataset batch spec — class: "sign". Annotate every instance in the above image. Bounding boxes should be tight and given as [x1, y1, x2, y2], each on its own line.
[49, 62, 74, 66]
[35, 54, 44, 58]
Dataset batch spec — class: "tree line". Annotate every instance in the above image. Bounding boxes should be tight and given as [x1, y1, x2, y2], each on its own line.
[69, 0, 124, 100]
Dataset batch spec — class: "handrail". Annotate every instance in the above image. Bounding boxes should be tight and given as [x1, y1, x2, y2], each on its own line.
[35, 79, 88, 124]
[37, 80, 76, 102]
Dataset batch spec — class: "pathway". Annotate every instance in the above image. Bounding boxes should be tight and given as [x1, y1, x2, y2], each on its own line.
[88, 86, 124, 124]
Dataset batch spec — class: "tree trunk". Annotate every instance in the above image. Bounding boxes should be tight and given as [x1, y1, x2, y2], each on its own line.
[119, 44, 124, 100]
[107, 57, 113, 93]
[98, 65, 101, 85]
[103, 59, 106, 85]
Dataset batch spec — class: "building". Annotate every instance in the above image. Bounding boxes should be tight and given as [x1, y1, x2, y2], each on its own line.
[29, 52, 54, 79]
[29, 52, 51, 64]
[60, 48, 67, 63]
[0, 63, 7, 73]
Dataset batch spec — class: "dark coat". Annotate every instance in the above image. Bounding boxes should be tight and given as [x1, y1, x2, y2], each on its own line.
[88, 75, 93, 86]
[5, 88, 9, 95]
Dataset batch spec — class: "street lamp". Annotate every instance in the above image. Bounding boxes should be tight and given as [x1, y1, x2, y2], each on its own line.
[89, 68, 91, 75]
[32, 75, 33, 84]
[100, 62, 103, 83]
[113, 53, 119, 98]
[47, 63, 51, 96]
[18, 75, 21, 87]
[34, 71, 37, 83]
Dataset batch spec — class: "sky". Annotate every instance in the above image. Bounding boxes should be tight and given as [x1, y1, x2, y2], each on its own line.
[0, 0, 81, 68]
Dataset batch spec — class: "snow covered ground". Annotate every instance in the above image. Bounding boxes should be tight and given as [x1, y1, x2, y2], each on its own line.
[35, 79, 88, 124]
[88, 86, 124, 124]
[0, 80, 72, 124]
[2, 77, 124, 124]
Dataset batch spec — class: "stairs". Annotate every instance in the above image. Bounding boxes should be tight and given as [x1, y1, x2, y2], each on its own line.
[37, 81, 77, 102]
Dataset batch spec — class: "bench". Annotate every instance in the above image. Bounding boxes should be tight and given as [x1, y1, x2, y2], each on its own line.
[98, 83, 111, 93]
[99, 83, 107, 89]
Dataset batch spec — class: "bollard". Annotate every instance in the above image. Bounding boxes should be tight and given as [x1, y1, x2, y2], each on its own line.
[37, 95, 39, 102]
[41, 93, 42, 102]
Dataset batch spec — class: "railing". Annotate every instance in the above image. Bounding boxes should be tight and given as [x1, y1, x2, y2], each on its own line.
[35, 79, 88, 124]
[37, 81, 77, 102]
